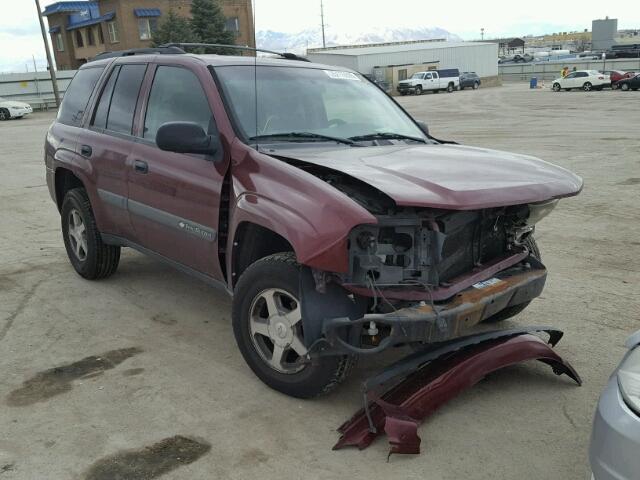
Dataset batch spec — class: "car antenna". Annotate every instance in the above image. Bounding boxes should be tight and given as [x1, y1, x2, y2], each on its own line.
[252, 0, 258, 150]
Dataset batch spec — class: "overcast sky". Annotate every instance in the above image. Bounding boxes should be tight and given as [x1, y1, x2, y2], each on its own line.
[0, 0, 637, 72]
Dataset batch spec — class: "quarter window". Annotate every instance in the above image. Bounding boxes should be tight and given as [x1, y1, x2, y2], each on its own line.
[107, 21, 119, 43]
[57, 67, 104, 126]
[143, 66, 214, 141]
[91, 65, 119, 129]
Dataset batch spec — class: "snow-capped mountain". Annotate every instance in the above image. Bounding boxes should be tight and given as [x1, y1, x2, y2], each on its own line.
[256, 27, 462, 54]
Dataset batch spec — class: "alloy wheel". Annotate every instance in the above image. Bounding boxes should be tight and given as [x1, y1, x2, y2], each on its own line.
[248, 288, 308, 374]
[67, 208, 88, 261]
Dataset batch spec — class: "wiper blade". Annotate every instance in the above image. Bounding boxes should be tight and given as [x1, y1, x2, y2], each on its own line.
[349, 132, 427, 143]
[249, 132, 359, 146]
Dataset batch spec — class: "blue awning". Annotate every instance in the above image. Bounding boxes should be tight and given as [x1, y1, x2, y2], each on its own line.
[134, 8, 161, 17]
[48, 26, 61, 34]
[66, 11, 115, 30]
[42, 1, 98, 16]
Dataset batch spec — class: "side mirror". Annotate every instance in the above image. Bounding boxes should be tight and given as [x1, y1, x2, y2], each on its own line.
[416, 121, 429, 136]
[156, 122, 218, 155]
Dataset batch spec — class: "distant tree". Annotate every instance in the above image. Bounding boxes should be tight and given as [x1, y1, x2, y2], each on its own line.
[152, 9, 197, 47]
[190, 0, 236, 52]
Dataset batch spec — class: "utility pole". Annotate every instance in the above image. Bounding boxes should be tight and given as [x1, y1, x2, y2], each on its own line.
[481, 28, 485, 41]
[34, 0, 61, 107]
[320, 0, 326, 48]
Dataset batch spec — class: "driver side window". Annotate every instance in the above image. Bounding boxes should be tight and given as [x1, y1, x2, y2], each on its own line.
[143, 66, 215, 141]
[424, 73, 433, 79]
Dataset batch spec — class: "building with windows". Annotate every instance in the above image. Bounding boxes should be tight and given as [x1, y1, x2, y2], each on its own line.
[43, 0, 255, 70]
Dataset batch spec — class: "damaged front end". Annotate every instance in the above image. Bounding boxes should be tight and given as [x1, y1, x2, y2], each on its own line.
[333, 327, 582, 456]
[300, 190, 558, 356]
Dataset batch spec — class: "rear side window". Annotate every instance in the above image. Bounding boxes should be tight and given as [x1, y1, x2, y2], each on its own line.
[105, 64, 147, 134]
[57, 67, 103, 126]
[91, 64, 146, 134]
[143, 66, 214, 141]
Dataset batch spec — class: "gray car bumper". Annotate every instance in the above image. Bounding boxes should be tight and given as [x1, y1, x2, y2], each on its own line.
[589, 375, 640, 480]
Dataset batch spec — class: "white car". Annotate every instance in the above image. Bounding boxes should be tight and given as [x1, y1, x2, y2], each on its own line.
[551, 70, 611, 92]
[0, 97, 33, 120]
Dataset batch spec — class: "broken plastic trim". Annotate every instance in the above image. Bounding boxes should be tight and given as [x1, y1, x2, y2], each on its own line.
[333, 327, 581, 456]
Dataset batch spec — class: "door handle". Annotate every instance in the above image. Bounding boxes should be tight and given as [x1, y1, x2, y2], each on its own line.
[133, 159, 148, 174]
[80, 144, 92, 157]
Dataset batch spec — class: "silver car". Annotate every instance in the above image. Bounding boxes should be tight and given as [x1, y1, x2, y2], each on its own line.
[589, 330, 640, 479]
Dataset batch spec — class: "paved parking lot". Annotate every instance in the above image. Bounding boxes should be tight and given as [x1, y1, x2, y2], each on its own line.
[0, 83, 638, 479]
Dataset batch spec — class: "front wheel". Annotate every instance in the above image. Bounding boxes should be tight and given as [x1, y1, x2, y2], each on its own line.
[483, 236, 541, 324]
[621, 83, 630, 91]
[583, 82, 592, 91]
[473, 81, 479, 89]
[232, 252, 356, 398]
[414, 86, 422, 95]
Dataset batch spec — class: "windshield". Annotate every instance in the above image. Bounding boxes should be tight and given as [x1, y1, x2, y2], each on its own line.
[214, 65, 427, 143]
[410, 73, 424, 79]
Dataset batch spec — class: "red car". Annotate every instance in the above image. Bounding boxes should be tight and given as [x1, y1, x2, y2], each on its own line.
[606, 70, 637, 88]
[45, 46, 582, 398]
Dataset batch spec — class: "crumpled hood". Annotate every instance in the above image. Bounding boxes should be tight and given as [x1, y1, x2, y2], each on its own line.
[269, 143, 583, 210]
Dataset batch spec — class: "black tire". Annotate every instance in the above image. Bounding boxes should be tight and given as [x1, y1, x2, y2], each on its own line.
[447, 83, 454, 92]
[459, 85, 465, 90]
[0, 108, 9, 120]
[414, 85, 422, 95]
[583, 82, 592, 91]
[61, 188, 120, 280]
[232, 252, 356, 398]
[552, 83, 561, 92]
[621, 83, 630, 91]
[483, 236, 541, 324]
[473, 81, 479, 89]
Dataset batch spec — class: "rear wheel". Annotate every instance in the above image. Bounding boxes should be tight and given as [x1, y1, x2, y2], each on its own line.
[483, 236, 541, 324]
[0, 108, 9, 120]
[583, 82, 592, 91]
[61, 188, 120, 279]
[552, 83, 561, 92]
[232, 252, 356, 398]
[447, 83, 454, 92]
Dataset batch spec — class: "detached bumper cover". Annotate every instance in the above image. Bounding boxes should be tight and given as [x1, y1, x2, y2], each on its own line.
[334, 327, 581, 456]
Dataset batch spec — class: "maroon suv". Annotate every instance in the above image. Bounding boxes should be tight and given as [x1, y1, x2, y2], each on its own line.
[45, 49, 582, 398]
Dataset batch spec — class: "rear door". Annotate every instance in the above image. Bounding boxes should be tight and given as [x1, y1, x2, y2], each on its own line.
[76, 62, 147, 238]
[126, 63, 227, 279]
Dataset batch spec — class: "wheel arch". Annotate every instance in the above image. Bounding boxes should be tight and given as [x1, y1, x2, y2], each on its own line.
[54, 167, 85, 211]
[230, 220, 295, 288]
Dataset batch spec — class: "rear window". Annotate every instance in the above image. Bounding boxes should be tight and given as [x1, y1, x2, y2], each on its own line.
[57, 67, 104, 126]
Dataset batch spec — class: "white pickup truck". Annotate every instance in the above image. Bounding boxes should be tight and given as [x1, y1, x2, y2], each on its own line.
[397, 69, 460, 95]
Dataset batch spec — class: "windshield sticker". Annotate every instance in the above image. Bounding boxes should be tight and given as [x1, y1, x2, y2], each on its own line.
[324, 70, 360, 81]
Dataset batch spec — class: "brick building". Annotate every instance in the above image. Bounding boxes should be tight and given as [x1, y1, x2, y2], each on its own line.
[43, 0, 255, 70]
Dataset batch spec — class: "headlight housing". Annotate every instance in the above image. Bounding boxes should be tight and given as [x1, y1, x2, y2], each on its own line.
[617, 346, 640, 415]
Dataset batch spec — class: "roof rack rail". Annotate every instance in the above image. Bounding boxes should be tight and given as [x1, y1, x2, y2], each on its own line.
[92, 46, 186, 61]
[159, 43, 311, 62]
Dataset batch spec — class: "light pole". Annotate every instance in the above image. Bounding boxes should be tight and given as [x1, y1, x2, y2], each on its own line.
[481, 28, 485, 41]
[320, 0, 326, 48]
[34, 0, 61, 107]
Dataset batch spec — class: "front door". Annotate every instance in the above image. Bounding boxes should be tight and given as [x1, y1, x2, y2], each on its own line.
[127, 64, 227, 279]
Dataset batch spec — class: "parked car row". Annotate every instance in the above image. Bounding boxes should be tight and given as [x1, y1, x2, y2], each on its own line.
[397, 69, 481, 95]
[551, 70, 639, 92]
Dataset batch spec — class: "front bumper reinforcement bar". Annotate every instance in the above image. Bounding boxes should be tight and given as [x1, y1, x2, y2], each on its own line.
[333, 327, 582, 456]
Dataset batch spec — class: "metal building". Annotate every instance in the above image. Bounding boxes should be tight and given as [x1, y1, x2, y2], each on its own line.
[592, 17, 618, 50]
[306, 40, 498, 88]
